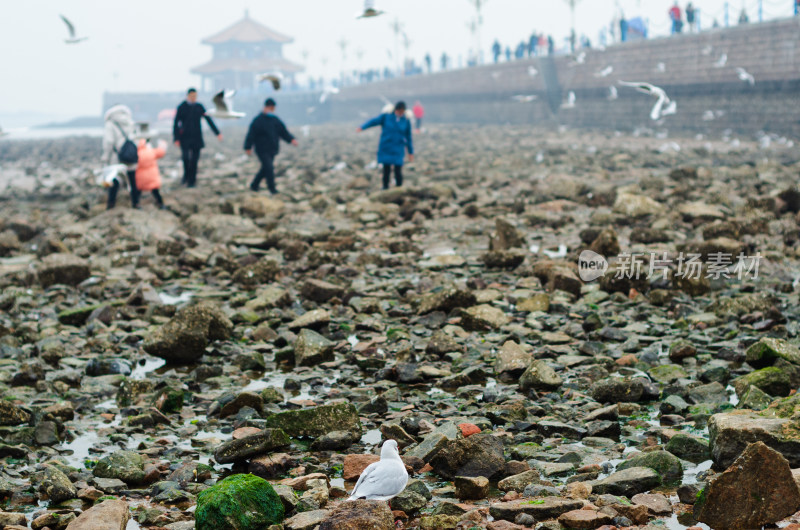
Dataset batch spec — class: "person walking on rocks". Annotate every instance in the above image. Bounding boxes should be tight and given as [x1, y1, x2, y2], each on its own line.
[173, 88, 222, 188]
[101, 104, 138, 210]
[357, 101, 414, 190]
[412, 101, 425, 133]
[244, 98, 298, 194]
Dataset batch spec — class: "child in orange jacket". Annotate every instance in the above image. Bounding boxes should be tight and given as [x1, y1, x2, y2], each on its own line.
[135, 139, 167, 208]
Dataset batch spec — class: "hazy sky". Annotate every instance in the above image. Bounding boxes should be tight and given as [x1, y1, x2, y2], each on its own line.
[0, 0, 791, 121]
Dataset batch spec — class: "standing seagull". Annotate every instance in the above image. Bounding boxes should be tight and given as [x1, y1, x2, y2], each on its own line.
[560, 91, 576, 109]
[527, 66, 539, 77]
[60, 14, 87, 44]
[257, 72, 283, 90]
[358, 0, 384, 18]
[207, 90, 245, 119]
[735, 67, 755, 86]
[608, 85, 618, 101]
[348, 440, 408, 501]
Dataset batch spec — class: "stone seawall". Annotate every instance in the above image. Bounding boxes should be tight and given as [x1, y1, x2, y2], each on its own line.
[105, 16, 800, 136]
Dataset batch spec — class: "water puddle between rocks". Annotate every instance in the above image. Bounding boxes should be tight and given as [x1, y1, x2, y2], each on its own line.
[663, 513, 710, 530]
[682, 459, 713, 485]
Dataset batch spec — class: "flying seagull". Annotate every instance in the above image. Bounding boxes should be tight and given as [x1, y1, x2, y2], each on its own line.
[527, 66, 539, 77]
[618, 81, 674, 121]
[714, 53, 727, 68]
[319, 85, 340, 104]
[358, 0, 384, 18]
[560, 91, 576, 109]
[595, 65, 614, 78]
[571, 51, 586, 65]
[654, 62, 666, 73]
[257, 72, 284, 90]
[60, 14, 87, 44]
[735, 67, 755, 86]
[348, 440, 408, 501]
[207, 90, 245, 119]
[512, 94, 538, 102]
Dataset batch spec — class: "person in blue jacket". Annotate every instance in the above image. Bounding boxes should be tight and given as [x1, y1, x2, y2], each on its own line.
[357, 101, 414, 190]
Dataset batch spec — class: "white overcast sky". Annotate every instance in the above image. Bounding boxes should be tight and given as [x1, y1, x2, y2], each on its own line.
[0, 0, 791, 120]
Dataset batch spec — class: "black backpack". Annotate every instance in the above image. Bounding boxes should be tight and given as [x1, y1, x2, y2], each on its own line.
[112, 121, 138, 165]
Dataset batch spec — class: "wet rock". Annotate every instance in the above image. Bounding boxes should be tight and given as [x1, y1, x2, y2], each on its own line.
[429, 433, 505, 479]
[589, 466, 661, 496]
[669, 339, 696, 362]
[709, 411, 800, 468]
[37, 253, 90, 287]
[695, 442, 800, 529]
[617, 450, 683, 485]
[498, 470, 542, 492]
[426, 331, 462, 357]
[0, 401, 30, 426]
[93, 451, 146, 486]
[65, 499, 129, 529]
[489, 498, 583, 522]
[737, 385, 772, 410]
[519, 359, 563, 392]
[631, 492, 671, 515]
[665, 434, 710, 463]
[311, 430, 358, 451]
[143, 302, 233, 363]
[38, 466, 76, 504]
[558, 509, 614, 529]
[746, 337, 800, 368]
[319, 499, 393, 529]
[0, 512, 27, 527]
[481, 249, 526, 269]
[613, 193, 665, 217]
[284, 509, 330, 530]
[590, 378, 645, 403]
[732, 364, 799, 397]
[419, 514, 460, 529]
[264, 403, 362, 438]
[294, 328, 335, 366]
[288, 309, 330, 331]
[233, 258, 280, 288]
[489, 218, 526, 251]
[213, 429, 291, 464]
[461, 304, 511, 331]
[195, 474, 284, 530]
[301, 279, 345, 303]
[417, 286, 476, 315]
[185, 213, 259, 243]
[454, 475, 489, 499]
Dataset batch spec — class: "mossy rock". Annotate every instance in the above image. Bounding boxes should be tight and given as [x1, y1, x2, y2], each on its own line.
[745, 338, 800, 369]
[195, 474, 284, 530]
[616, 450, 683, 485]
[263, 403, 362, 438]
[57, 304, 104, 326]
[153, 387, 184, 413]
[665, 434, 711, 464]
[649, 364, 688, 384]
[732, 366, 795, 398]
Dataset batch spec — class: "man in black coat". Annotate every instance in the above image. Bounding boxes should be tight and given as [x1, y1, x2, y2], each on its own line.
[244, 98, 297, 194]
[172, 88, 222, 187]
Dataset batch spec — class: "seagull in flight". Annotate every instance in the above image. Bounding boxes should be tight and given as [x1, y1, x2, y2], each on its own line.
[257, 72, 284, 90]
[595, 65, 613, 78]
[654, 62, 666, 73]
[319, 85, 340, 104]
[735, 67, 755, 85]
[714, 53, 727, 68]
[60, 14, 87, 44]
[348, 440, 408, 501]
[571, 52, 586, 66]
[512, 95, 538, 103]
[358, 0, 384, 18]
[527, 66, 539, 77]
[618, 81, 674, 121]
[207, 90, 245, 119]
[560, 91, 576, 109]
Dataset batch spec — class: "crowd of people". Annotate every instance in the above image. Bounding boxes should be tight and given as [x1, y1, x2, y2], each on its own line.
[491, 33, 556, 63]
[101, 90, 417, 209]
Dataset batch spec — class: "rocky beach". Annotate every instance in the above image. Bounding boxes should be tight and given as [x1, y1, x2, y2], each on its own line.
[2, 124, 800, 530]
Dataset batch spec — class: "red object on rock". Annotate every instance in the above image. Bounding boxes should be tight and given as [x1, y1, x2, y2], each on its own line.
[458, 423, 481, 437]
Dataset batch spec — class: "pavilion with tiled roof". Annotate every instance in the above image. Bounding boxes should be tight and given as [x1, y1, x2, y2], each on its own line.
[191, 10, 304, 92]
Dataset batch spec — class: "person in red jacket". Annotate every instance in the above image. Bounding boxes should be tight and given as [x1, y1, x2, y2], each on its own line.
[135, 138, 167, 209]
[669, 2, 683, 34]
[412, 101, 425, 133]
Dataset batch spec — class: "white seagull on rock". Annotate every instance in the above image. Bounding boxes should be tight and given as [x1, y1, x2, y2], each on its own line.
[60, 14, 87, 44]
[608, 85, 618, 100]
[207, 90, 245, 119]
[735, 67, 755, 86]
[257, 72, 284, 90]
[560, 91, 576, 109]
[348, 440, 408, 501]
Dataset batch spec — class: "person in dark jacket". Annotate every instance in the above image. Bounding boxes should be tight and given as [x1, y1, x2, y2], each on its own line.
[244, 98, 297, 194]
[357, 101, 414, 190]
[172, 88, 222, 188]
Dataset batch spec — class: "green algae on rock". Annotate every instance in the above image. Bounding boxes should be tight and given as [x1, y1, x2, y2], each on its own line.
[263, 403, 362, 438]
[195, 474, 284, 530]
